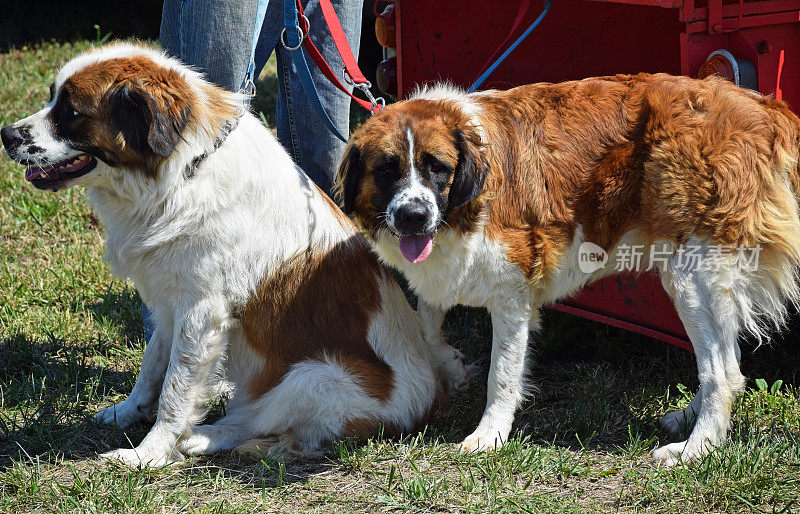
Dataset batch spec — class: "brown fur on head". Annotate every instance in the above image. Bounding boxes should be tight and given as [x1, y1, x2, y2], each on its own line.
[2, 43, 239, 191]
[57, 56, 194, 174]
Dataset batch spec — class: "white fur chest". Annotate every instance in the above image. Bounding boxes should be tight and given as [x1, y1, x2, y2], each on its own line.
[84, 114, 353, 310]
[373, 228, 528, 310]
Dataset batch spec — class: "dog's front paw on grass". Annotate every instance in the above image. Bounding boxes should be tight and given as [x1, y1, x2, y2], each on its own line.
[458, 429, 505, 454]
[652, 440, 709, 467]
[100, 447, 184, 468]
[95, 400, 153, 429]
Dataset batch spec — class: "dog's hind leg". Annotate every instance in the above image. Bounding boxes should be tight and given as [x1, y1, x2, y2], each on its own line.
[185, 356, 387, 458]
[653, 260, 746, 466]
[95, 308, 173, 428]
[180, 407, 253, 456]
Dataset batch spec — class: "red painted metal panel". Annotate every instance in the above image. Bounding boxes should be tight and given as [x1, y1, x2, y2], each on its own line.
[550, 303, 695, 351]
[686, 0, 800, 22]
[394, 0, 800, 351]
[396, 0, 684, 97]
[680, 25, 800, 108]
[585, 0, 683, 6]
[557, 274, 690, 346]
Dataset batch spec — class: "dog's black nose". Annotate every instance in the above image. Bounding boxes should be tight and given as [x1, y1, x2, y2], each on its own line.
[394, 200, 431, 234]
[1, 125, 20, 151]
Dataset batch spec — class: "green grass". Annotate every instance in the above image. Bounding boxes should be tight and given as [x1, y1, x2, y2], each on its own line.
[2, 40, 800, 513]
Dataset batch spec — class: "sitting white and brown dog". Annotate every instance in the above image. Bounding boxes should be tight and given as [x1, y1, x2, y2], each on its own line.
[1, 43, 469, 467]
[337, 78, 800, 465]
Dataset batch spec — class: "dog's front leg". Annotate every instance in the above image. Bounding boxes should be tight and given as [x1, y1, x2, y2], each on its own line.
[417, 299, 470, 396]
[95, 308, 173, 428]
[461, 299, 533, 452]
[101, 298, 229, 467]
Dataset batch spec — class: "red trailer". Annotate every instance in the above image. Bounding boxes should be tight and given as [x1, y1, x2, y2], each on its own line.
[373, 0, 800, 351]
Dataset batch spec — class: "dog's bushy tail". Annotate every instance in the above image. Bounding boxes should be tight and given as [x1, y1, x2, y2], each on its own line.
[738, 97, 800, 342]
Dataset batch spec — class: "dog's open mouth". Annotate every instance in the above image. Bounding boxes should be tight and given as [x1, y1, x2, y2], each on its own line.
[398, 234, 434, 263]
[25, 154, 96, 190]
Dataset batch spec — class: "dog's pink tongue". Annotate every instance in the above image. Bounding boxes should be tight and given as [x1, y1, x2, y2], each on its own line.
[398, 235, 433, 263]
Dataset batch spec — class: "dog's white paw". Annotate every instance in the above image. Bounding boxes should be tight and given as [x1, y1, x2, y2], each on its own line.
[439, 348, 471, 396]
[100, 446, 183, 467]
[660, 409, 695, 436]
[180, 425, 240, 456]
[180, 433, 213, 456]
[459, 428, 505, 453]
[95, 400, 152, 429]
[652, 440, 708, 467]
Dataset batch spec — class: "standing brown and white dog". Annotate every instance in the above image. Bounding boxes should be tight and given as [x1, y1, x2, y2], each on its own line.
[337, 76, 800, 465]
[1, 43, 469, 467]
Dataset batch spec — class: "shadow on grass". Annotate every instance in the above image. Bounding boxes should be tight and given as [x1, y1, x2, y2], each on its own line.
[85, 285, 145, 350]
[0, 333, 144, 470]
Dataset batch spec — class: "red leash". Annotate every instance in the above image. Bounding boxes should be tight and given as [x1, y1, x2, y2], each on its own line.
[296, 0, 384, 113]
[474, 0, 531, 80]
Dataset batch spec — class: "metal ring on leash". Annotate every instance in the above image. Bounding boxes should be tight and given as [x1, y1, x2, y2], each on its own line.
[370, 96, 386, 115]
[344, 69, 383, 113]
[241, 78, 257, 97]
[280, 15, 310, 51]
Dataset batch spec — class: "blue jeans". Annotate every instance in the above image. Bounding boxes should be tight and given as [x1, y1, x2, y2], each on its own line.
[143, 0, 364, 341]
[159, 0, 363, 193]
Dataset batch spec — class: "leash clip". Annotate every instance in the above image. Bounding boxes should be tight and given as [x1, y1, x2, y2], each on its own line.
[344, 70, 385, 114]
[240, 77, 257, 97]
[281, 14, 310, 51]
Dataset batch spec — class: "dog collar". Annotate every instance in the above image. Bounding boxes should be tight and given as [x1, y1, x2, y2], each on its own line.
[183, 117, 240, 179]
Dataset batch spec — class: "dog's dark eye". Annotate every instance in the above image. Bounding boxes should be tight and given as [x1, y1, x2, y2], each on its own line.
[431, 163, 451, 175]
[373, 156, 398, 176]
[65, 108, 85, 121]
[375, 161, 398, 175]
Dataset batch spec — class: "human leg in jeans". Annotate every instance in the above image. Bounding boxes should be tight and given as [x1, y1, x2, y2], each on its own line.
[159, 0, 362, 192]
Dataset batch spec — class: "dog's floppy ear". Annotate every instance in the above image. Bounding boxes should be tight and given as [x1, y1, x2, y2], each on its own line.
[337, 143, 363, 215]
[109, 85, 153, 155]
[109, 82, 189, 158]
[449, 127, 488, 211]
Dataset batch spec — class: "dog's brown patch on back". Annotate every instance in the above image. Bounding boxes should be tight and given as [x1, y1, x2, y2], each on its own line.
[242, 236, 394, 402]
[341, 418, 381, 439]
[472, 75, 800, 279]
